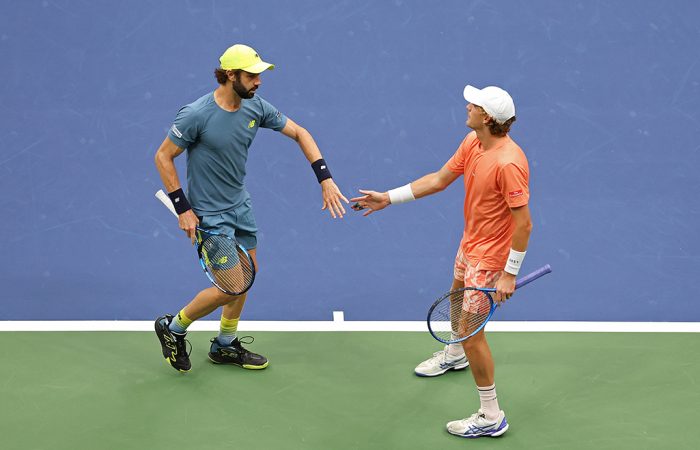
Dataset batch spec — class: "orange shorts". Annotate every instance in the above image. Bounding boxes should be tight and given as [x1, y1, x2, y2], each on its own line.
[454, 248, 502, 314]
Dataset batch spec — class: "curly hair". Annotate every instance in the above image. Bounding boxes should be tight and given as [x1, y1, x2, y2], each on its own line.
[214, 68, 234, 84]
[475, 106, 516, 137]
[487, 116, 516, 137]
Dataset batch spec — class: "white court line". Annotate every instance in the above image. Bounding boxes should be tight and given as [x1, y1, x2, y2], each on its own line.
[0, 321, 698, 332]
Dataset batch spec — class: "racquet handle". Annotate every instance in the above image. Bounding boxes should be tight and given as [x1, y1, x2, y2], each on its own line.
[514, 264, 552, 289]
[155, 189, 178, 217]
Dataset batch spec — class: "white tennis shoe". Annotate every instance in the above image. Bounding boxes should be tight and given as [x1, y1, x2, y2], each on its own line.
[414, 347, 469, 377]
[446, 409, 509, 438]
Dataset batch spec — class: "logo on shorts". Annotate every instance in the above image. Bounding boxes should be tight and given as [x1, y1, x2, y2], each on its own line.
[248, 120, 256, 128]
[508, 189, 523, 198]
[170, 124, 183, 138]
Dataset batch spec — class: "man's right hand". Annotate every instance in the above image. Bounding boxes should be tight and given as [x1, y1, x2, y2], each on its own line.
[349, 190, 391, 216]
[178, 210, 200, 244]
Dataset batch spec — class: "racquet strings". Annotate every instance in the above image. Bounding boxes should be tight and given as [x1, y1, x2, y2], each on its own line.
[430, 288, 492, 343]
[199, 234, 254, 294]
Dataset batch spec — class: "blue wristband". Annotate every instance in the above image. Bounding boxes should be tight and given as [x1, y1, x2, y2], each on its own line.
[311, 158, 332, 183]
[167, 188, 192, 215]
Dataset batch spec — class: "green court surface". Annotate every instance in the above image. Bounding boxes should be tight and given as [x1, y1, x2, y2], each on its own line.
[1, 331, 698, 450]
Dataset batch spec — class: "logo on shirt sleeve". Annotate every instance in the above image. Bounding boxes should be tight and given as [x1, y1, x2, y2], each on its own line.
[248, 120, 256, 128]
[508, 189, 524, 198]
[170, 124, 183, 138]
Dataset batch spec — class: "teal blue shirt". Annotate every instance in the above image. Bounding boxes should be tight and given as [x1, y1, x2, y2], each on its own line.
[167, 92, 288, 215]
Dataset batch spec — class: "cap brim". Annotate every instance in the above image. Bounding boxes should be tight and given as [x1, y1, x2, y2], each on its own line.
[240, 61, 275, 74]
[463, 85, 483, 104]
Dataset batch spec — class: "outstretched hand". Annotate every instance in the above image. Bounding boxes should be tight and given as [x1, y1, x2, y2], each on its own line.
[320, 179, 350, 218]
[350, 190, 390, 216]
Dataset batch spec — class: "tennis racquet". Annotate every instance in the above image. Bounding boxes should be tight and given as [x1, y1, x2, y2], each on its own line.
[427, 264, 552, 344]
[155, 189, 256, 296]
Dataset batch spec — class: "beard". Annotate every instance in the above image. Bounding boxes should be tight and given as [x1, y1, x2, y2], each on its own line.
[232, 79, 255, 99]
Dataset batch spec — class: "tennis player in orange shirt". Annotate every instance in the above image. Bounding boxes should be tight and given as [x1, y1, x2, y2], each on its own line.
[351, 85, 532, 438]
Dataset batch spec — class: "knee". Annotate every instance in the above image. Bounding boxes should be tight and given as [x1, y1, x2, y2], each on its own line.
[461, 333, 486, 353]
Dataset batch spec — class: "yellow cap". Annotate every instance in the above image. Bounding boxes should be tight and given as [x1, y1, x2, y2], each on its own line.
[219, 44, 274, 73]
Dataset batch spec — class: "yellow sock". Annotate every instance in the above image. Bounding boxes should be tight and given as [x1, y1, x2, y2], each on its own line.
[218, 316, 239, 345]
[170, 309, 193, 334]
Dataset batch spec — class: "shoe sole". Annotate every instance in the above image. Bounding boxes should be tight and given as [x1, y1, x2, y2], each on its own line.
[164, 357, 190, 373]
[207, 354, 269, 370]
[414, 361, 469, 377]
[448, 422, 509, 438]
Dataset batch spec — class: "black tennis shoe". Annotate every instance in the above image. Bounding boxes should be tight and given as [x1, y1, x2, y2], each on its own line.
[208, 336, 268, 369]
[154, 314, 191, 373]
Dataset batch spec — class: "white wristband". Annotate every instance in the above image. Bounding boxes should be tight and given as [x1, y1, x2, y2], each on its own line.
[504, 248, 527, 275]
[388, 184, 415, 205]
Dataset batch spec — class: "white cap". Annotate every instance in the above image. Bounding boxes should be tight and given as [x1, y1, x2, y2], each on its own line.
[463, 85, 515, 124]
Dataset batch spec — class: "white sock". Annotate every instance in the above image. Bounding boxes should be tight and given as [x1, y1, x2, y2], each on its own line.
[478, 384, 500, 420]
[446, 343, 465, 357]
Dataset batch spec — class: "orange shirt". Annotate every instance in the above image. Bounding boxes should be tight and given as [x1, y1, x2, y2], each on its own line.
[446, 131, 530, 270]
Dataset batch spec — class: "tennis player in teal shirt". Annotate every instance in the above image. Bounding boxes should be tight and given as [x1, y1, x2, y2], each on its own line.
[154, 44, 349, 373]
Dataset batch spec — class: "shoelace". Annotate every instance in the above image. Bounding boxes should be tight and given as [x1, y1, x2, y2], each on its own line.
[229, 336, 256, 357]
[465, 411, 488, 425]
[175, 335, 192, 357]
[430, 350, 456, 364]
[236, 335, 255, 346]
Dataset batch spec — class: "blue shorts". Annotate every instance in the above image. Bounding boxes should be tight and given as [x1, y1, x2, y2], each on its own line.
[197, 199, 258, 250]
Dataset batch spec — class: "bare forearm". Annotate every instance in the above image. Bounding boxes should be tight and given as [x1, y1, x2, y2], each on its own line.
[154, 138, 187, 194]
[155, 152, 184, 193]
[510, 208, 532, 252]
[295, 128, 323, 163]
[511, 225, 531, 252]
[409, 172, 448, 199]
[350, 163, 458, 215]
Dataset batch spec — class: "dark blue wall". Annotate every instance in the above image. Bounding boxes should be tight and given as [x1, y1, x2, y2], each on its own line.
[2, 0, 699, 321]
